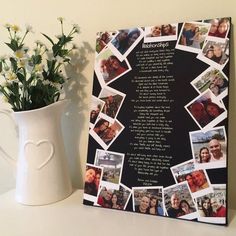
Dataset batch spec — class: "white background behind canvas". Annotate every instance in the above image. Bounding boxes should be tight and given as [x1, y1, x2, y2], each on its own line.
[0, 0, 235, 209]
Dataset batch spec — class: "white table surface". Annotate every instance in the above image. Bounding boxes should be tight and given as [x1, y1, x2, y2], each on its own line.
[0, 189, 235, 236]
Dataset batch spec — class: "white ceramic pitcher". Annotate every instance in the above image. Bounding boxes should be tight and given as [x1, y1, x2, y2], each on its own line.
[0, 100, 72, 205]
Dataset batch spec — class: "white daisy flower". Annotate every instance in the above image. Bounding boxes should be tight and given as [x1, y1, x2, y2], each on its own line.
[25, 24, 33, 33]
[72, 24, 80, 33]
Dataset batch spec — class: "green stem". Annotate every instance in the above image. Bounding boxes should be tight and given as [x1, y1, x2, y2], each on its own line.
[8, 29, 13, 40]
[61, 22, 64, 35]
[20, 31, 28, 47]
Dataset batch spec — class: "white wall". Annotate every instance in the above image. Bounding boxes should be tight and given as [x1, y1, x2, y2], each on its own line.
[0, 0, 235, 209]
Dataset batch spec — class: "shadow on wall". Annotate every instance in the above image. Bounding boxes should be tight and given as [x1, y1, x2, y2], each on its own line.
[228, 25, 236, 212]
[62, 41, 94, 189]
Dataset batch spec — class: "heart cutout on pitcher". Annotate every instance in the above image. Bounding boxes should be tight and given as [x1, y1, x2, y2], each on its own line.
[24, 140, 54, 170]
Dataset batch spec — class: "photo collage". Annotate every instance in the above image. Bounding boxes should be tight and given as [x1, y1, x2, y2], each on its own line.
[84, 17, 229, 225]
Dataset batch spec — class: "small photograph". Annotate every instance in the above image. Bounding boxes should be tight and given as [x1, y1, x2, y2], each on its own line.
[171, 160, 213, 198]
[191, 67, 228, 100]
[164, 182, 198, 220]
[197, 39, 229, 70]
[189, 126, 227, 169]
[94, 149, 125, 189]
[205, 18, 230, 41]
[132, 187, 164, 216]
[176, 22, 210, 53]
[98, 86, 126, 122]
[196, 184, 226, 224]
[95, 48, 131, 86]
[83, 164, 103, 202]
[89, 96, 105, 127]
[185, 89, 227, 131]
[96, 184, 132, 210]
[109, 27, 144, 60]
[90, 118, 124, 150]
[96, 31, 115, 54]
[144, 23, 178, 43]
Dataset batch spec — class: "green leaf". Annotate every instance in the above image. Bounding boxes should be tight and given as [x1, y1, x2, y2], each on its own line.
[16, 72, 25, 84]
[54, 74, 64, 84]
[0, 62, 2, 72]
[52, 44, 61, 56]
[58, 49, 68, 57]
[26, 76, 35, 85]
[58, 35, 73, 45]
[5, 39, 21, 51]
[31, 55, 42, 65]
[10, 57, 17, 72]
[41, 33, 54, 45]
[5, 42, 16, 51]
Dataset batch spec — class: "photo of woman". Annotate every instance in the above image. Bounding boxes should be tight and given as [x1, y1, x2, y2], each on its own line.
[199, 147, 211, 163]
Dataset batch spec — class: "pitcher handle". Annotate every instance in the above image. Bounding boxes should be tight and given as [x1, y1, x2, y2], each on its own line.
[0, 109, 17, 166]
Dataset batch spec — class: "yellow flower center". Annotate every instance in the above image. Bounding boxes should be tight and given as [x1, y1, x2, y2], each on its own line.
[6, 72, 17, 81]
[17, 59, 26, 68]
[11, 25, 20, 32]
[15, 50, 24, 59]
[35, 64, 43, 72]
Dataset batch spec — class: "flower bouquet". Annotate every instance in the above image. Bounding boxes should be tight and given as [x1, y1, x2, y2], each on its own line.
[0, 18, 80, 111]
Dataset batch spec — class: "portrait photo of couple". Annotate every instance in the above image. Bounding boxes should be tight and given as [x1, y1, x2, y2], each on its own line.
[191, 67, 228, 100]
[89, 96, 105, 126]
[97, 185, 131, 210]
[91, 118, 124, 149]
[164, 182, 198, 219]
[96, 31, 115, 54]
[132, 187, 164, 216]
[98, 86, 125, 121]
[144, 24, 178, 43]
[111, 28, 142, 56]
[189, 126, 226, 169]
[95, 48, 131, 85]
[177, 22, 210, 53]
[185, 89, 227, 131]
[198, 39, 229, 68]
[171, 160, 212, 198]
[196, 184, 226, 224]
[206, 18, 230, 39]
